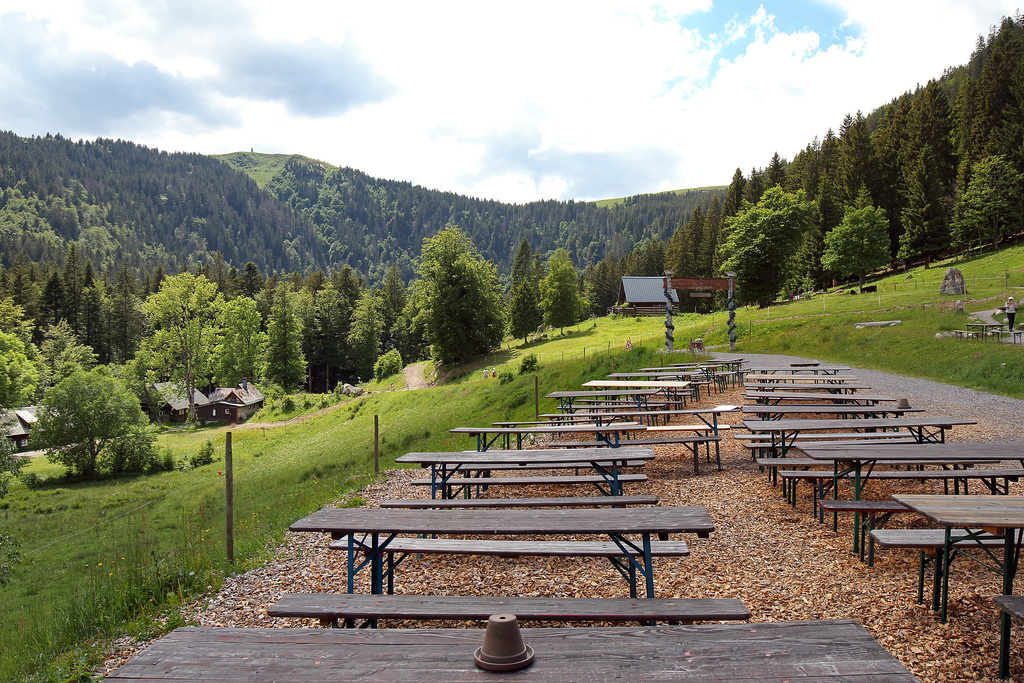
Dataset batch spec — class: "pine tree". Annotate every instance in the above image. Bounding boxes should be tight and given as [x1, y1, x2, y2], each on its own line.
[898, 146, 950, 267]
[507, 239, 542, 342]
[722, 169, 746, 218]
[837, 111, 875, 205]
[62, 244, 82, 334]
[264, 283, 306, 391]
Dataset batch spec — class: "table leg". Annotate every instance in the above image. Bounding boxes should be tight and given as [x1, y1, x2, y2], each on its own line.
[999, 529, 1022, 678]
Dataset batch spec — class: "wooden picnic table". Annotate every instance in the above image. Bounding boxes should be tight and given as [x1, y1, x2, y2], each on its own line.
[583, 379, 694, 407]
[801, 443, 1024, 554]
[105, 619, 917, 681]
[606, 371, 696, 380]
[742, 403, 925, 420]
[965, 321, 1005, 340]
[449, 422, 648, 451]
[395, 447, 656, 498]
[892, 494, 1024, 676]
[744, 382, 871, 394]
[745, 390, 897, 405]
[744, 373, 858, 383]
[745, 364, 851, 375]
[741, 415, 977, 458]
[546, 388, 661, 413]
[290, 506, 714, 598]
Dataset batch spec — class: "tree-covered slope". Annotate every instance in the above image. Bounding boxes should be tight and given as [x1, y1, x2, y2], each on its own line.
[0, 132, 327, 275]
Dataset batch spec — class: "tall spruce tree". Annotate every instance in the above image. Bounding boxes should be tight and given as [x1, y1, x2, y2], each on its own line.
[264, 283, 306, 391]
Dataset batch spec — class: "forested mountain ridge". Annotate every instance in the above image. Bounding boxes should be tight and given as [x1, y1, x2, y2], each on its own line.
[0, 132, 327, 275]
[217, 151, 724, 285]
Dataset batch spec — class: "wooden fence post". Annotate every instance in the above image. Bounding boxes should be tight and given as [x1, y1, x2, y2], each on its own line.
[534, 376, 539, 418]
[225, 432, 234, 565]
[374, 415, 379, 474]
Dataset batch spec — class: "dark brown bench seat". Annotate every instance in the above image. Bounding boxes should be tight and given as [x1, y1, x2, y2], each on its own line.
[410, 473, 648, 497]
[870, 528, 1024, 609]
[995, 595, 1024, 677]
[326, 535, 689, 597]
[816, 499, 912, 565]
[269, 593, 751, 628]
[548, 435, 721, 474]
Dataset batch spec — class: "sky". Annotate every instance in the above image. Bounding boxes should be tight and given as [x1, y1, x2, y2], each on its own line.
[0, 1, 1020, 204]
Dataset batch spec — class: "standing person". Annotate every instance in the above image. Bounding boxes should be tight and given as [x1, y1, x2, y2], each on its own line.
[483, 368, 488, 380]
[1006, 296, 1017, 330]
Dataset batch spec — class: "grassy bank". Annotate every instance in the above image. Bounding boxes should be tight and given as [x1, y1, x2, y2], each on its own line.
[2, 343, 669, 681]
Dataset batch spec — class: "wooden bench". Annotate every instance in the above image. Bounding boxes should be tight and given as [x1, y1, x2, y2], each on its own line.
[776, 468, 1024, 516]
[994, 595, 1024, 677]
[816, 499, 912, 565]
[869, 528, 1020, 609]
[740, 433, 920, 459]
[410, 473, 649, 497]
[550, 435, 722, 474]
[380, 494, 660, 509]
[327, 536, 689, 596]
[951, 330, 981, 340]
[269, 593, 751, 628]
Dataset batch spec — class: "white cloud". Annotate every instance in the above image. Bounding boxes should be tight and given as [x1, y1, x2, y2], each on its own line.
[0, 0, 1020, 201]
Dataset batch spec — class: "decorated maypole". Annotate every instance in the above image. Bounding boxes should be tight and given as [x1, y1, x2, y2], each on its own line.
[726, 271, 737, 352]
[663, 271, 675, 352]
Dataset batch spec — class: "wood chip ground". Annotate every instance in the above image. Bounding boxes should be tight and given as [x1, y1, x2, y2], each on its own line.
[102, 385, 1024, 681]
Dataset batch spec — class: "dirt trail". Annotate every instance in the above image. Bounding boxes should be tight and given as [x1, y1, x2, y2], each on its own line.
[402, 361, 430, 390]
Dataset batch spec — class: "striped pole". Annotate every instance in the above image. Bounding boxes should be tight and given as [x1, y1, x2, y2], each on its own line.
[663, 271, 675, 352]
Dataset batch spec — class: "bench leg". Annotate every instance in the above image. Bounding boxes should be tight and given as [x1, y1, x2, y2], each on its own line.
[1000, 610, 1013, 678]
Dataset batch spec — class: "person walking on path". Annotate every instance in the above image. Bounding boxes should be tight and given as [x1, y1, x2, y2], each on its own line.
[1006, 296, 1017, 330]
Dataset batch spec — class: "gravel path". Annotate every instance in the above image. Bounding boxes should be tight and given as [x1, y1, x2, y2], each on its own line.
[714, 351, 1024, 440]
[101, 353, 1024, 682]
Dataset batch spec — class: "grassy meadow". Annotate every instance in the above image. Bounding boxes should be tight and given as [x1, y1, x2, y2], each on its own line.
[3, 244, 1023, 681]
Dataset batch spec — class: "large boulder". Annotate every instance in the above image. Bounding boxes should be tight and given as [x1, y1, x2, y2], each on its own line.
[939, 267, 966, 295]
[341, 383, 364, 396]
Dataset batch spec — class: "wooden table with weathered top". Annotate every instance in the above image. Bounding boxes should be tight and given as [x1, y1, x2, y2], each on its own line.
[449, 422, 647, 451]
[396, 447, 655, 498]
[742, 403, 925, 420]
[741, 416, 977, 458]
[106, 619, 918, 681]
[802, 443, 1024, 554]
[546, 388, 661, 413]
[745, 390, 898, 405]
[892, 495, 1024, 677]
[290, 506, 714, 598]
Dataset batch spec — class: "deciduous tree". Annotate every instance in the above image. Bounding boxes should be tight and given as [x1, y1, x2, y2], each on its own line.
[33, 367, 150, 479]
[821, 192, 891, 290]
[412, 225, 503, 366]
[719, 187, 818, 307]
[540, 248, 582, 333]
[142, 273, 221, 421]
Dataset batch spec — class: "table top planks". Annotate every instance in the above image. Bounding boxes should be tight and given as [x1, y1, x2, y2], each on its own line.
[801, 442, 1024, 464]
[742, 416, 977, 432]
[448, 423, 647, 436]
[290, 506, 715, 537]
[892, 495, 1024, 529]
[743, 404, 925, 417]
[395, 447, 656, 466]
[582, 379, 692, 389]
[105, 620, 917, 681]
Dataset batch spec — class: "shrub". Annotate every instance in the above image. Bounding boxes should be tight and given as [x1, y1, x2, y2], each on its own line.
[519, 354, 538, 374]
[374, 349, 403, 381]
[101, 430, 159, 475]
[499, 372, 514, 385]
[281, 396, 296, 412]
[191, 440, 216, 468]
